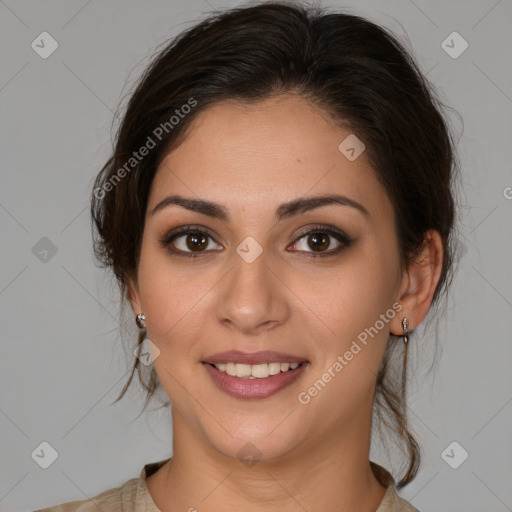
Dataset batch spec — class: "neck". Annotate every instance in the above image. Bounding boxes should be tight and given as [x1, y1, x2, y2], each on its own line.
[147, 411, 388, 512]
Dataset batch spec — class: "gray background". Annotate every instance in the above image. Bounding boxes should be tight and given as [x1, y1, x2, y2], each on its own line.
[1, 0, 511, 510]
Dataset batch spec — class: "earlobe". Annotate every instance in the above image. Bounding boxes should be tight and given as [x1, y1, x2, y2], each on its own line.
[391, 230, 444, 335]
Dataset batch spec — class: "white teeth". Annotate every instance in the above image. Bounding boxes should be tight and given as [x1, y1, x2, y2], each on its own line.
[252, 364, 269, 378]
[235, 363, 252, 378]
[212, 361, 303, 379]
[225, 363, 237, 376]
[268, 363, 281, 375]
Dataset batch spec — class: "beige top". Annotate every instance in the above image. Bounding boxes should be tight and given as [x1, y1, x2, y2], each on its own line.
[35, 458, 419, 512]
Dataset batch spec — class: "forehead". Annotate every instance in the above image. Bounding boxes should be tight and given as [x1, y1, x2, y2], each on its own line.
[148, 94, 392, 222]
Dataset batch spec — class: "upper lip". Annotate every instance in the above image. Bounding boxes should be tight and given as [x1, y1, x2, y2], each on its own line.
[202, 350, 308, 365]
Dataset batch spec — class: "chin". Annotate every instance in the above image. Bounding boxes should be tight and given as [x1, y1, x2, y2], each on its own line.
[204, 423, 303, 466]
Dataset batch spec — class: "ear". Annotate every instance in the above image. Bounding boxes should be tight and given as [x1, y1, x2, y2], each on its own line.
[126, 275, 142, 317]
[390, 230, 444, 335]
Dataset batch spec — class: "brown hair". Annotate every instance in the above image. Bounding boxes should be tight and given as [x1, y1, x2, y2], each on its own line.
[91, 1, 459, 488]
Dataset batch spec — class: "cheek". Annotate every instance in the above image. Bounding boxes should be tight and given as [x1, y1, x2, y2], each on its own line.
[298, 268, 398, 417]
[300, 251, 399, 342]
[295, 252, 401, 412]
[136, 245, 205, 348]
[136, 244, 229, 388]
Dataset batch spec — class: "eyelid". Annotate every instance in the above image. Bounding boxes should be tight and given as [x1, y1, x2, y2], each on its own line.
[160, 223, 353, 257]
[160, 225, 222, 250]
[293, 224, 349, 242]
[290, 224, 353, 255]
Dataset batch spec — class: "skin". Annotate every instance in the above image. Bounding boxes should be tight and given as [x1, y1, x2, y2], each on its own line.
[128, 93, 443, 512]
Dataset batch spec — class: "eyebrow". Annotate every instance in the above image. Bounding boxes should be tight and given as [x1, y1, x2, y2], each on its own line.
[150, 193, 369, 221]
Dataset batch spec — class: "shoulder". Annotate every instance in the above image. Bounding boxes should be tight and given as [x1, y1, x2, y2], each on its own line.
[34, 477, 140, 512]
[382, 491, 420, 512]
[371, 461, 421, 512]
[33, 458, 169, 512]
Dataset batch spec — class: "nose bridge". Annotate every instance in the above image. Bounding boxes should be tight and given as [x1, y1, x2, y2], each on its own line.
[217, 243, 287, 333]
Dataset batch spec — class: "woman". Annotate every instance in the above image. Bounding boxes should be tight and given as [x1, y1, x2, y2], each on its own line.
[38, 1, 458, 510]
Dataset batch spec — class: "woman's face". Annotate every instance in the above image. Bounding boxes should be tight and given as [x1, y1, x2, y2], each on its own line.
[129, 94, 406, 462]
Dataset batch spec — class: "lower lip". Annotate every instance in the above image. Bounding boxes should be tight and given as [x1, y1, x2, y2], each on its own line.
[202, 362, 309, 399]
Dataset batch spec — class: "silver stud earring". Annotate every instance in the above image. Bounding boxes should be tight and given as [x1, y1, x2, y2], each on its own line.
[135, 313, 146, 329]
[402, 317, 409, 344]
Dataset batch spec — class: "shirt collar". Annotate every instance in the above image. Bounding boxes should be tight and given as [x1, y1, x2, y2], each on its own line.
[130, 458, 413, 512]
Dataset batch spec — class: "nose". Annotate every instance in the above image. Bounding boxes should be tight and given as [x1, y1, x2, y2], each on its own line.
[215, 245, 290, 335]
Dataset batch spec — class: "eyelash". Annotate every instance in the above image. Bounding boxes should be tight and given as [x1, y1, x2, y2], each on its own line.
[159, 224, 354, 259]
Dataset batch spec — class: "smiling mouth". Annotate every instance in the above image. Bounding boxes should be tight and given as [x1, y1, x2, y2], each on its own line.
[202, 360, 309, 400]
[203, 361, 307, 379]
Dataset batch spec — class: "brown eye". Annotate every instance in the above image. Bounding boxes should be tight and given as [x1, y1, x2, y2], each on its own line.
[307, 232, 330, 252]
[290, 226, 353, 258]
[161, 226, 223, 257]
[185, 233, 209, 251]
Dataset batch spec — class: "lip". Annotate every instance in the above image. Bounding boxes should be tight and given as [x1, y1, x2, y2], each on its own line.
[202, 350, 308, 365]
[203, 361, 309, 399]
